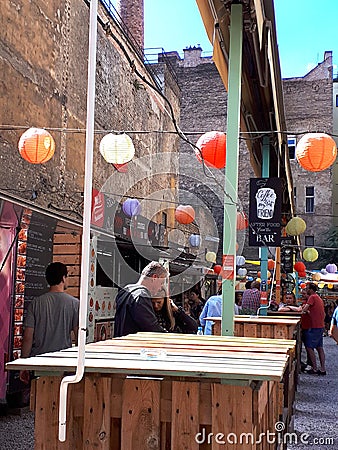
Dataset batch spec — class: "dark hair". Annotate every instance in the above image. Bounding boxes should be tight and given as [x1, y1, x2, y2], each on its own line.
[307, 282, 318, 292]
[141, 261, 168, 278]
[45, 262, 68, 286]
[245, 280, 252, 289]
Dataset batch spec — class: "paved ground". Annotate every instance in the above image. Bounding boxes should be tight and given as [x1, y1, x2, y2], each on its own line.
[0, 336, 337, 449]
[288, 335, 338, 450]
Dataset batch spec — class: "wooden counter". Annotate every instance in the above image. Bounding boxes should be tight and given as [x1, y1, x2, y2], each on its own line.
[206, 315, 301, 430]
[7, 333, 295, 449]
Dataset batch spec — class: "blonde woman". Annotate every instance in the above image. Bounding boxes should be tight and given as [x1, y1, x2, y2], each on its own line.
[152, 288, 198, 334]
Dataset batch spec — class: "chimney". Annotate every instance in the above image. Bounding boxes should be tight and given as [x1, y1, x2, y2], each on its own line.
[118, 0, 144, 51]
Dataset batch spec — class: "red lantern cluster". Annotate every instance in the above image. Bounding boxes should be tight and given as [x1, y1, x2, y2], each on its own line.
[195, 131, 226, 169]
[18, 127, 55, 164]
[294, 261, 306, 273]
[213, 264, 222, 275]
[175, 205, 195, 224]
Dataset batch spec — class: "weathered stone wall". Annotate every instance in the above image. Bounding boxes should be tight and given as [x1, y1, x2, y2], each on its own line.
[282, 56, 333, 257]
[175, 52, 257, 262]
[0, 1, 179, 226]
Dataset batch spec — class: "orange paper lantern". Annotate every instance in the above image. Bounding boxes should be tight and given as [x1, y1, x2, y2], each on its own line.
[174, 205, 195, 224]
[18, 127, 55, 164]
[195, 131, 226, 169]
[296, 133, 337, 172]
[236, 211, 248, 230]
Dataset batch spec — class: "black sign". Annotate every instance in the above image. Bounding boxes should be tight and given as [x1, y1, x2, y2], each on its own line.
[92, 192, 164, 248]
[249, 178, 282, 247]
[24, 212, 57, 302]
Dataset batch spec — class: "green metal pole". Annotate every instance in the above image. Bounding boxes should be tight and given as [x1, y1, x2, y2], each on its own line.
[259, 136, 270, 315]
[222, 3, 243, 336]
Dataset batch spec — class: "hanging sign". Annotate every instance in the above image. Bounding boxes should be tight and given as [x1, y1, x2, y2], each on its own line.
[249, 178, 282, 247]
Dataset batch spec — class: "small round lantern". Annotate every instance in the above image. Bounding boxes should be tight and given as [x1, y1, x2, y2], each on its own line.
[205, 251, 217, 263]
[175, 205, 195, 224]
[296, 133, 337, 172]
[300, 282, 307, 289]
[195, 131, 226, 169]
[236, 212, 248, 230]
[294, 261, 306, 273]
[326, 263, 337, 274]
[285, 217, 306, 236]
[213, 264, 222, 275]
[327, 283, 334, 289]
[189, 234, 201, 248]
[303, 247, 318, 262]
[236, 255, 245, 266]
[238, 268, 247, 277]
[18, 127, 55, 164]
[312, 273, 321, 281]
[99, 133, 135, 164]
[122, 198, 141, 217]
[268, 259, 275, 270]
[321, 268, 328, 275]
[318, 282, 325, 289]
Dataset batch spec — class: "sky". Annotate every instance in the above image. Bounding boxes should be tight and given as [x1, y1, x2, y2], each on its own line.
[144, 0, 338, 79]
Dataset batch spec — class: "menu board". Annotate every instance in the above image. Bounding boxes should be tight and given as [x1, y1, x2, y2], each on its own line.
[12, 209, 56, 358]
[24, 211, 56, 302]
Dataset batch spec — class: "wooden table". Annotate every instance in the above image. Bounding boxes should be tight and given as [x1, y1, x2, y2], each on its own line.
[7, 333, 295, 450]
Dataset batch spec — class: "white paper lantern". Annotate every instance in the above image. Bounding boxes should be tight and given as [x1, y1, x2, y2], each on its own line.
[99, 133, 135, 164]
[236, 255, 245, 266]
[238, 268, 247, 277]
[205, 251, 217, 263]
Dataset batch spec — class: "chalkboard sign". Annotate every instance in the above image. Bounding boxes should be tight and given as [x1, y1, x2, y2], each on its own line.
[24, 212, 57, 303]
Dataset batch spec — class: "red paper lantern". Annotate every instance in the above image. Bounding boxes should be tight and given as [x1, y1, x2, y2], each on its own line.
[298, 271, 307, 278]
[300, 282, 307, 289]
[175, 205, 195, 224]
[296, 133, 337, 172]
[236, 212, 248, 230]
[213, 264, 222, 275]
[267, 259, 275, 270]
[18, 127, 55, 164]
[195, 131, 226, 169]
[294, 261, 306, 273]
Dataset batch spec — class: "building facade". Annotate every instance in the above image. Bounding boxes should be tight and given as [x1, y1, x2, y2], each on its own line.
[174, 47, 335, 269]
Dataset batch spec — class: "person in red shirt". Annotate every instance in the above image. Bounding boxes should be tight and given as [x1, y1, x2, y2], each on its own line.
[302, 283, 326, 375]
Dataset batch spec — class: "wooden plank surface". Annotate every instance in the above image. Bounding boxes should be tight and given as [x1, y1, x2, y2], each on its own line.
[121, 379, 161, 450]
[7, 333, 294, 381]
[171, 381, 200, 450]
[83, 375, 112, 449]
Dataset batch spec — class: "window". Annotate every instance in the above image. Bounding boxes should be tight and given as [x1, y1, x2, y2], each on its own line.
[288, 136, 296, 159]
[305, 186, 314, 213]
[305, 235, 314, 246]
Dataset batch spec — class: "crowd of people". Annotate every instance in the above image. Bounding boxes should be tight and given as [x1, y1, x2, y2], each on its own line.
[20, 260, 338, 380]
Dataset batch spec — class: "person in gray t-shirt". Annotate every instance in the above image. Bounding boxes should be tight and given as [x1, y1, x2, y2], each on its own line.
[20, 262, 79, 382]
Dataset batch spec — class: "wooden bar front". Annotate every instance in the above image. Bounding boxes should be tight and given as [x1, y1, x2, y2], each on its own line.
[7, 333, 295, 450]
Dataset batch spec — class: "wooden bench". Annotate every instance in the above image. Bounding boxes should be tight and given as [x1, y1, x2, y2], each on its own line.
[7, 333, 295, 449]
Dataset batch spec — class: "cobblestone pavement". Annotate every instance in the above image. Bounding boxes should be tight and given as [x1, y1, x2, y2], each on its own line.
[0, 336, 337, 449]
[288, 336, 338, 450]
